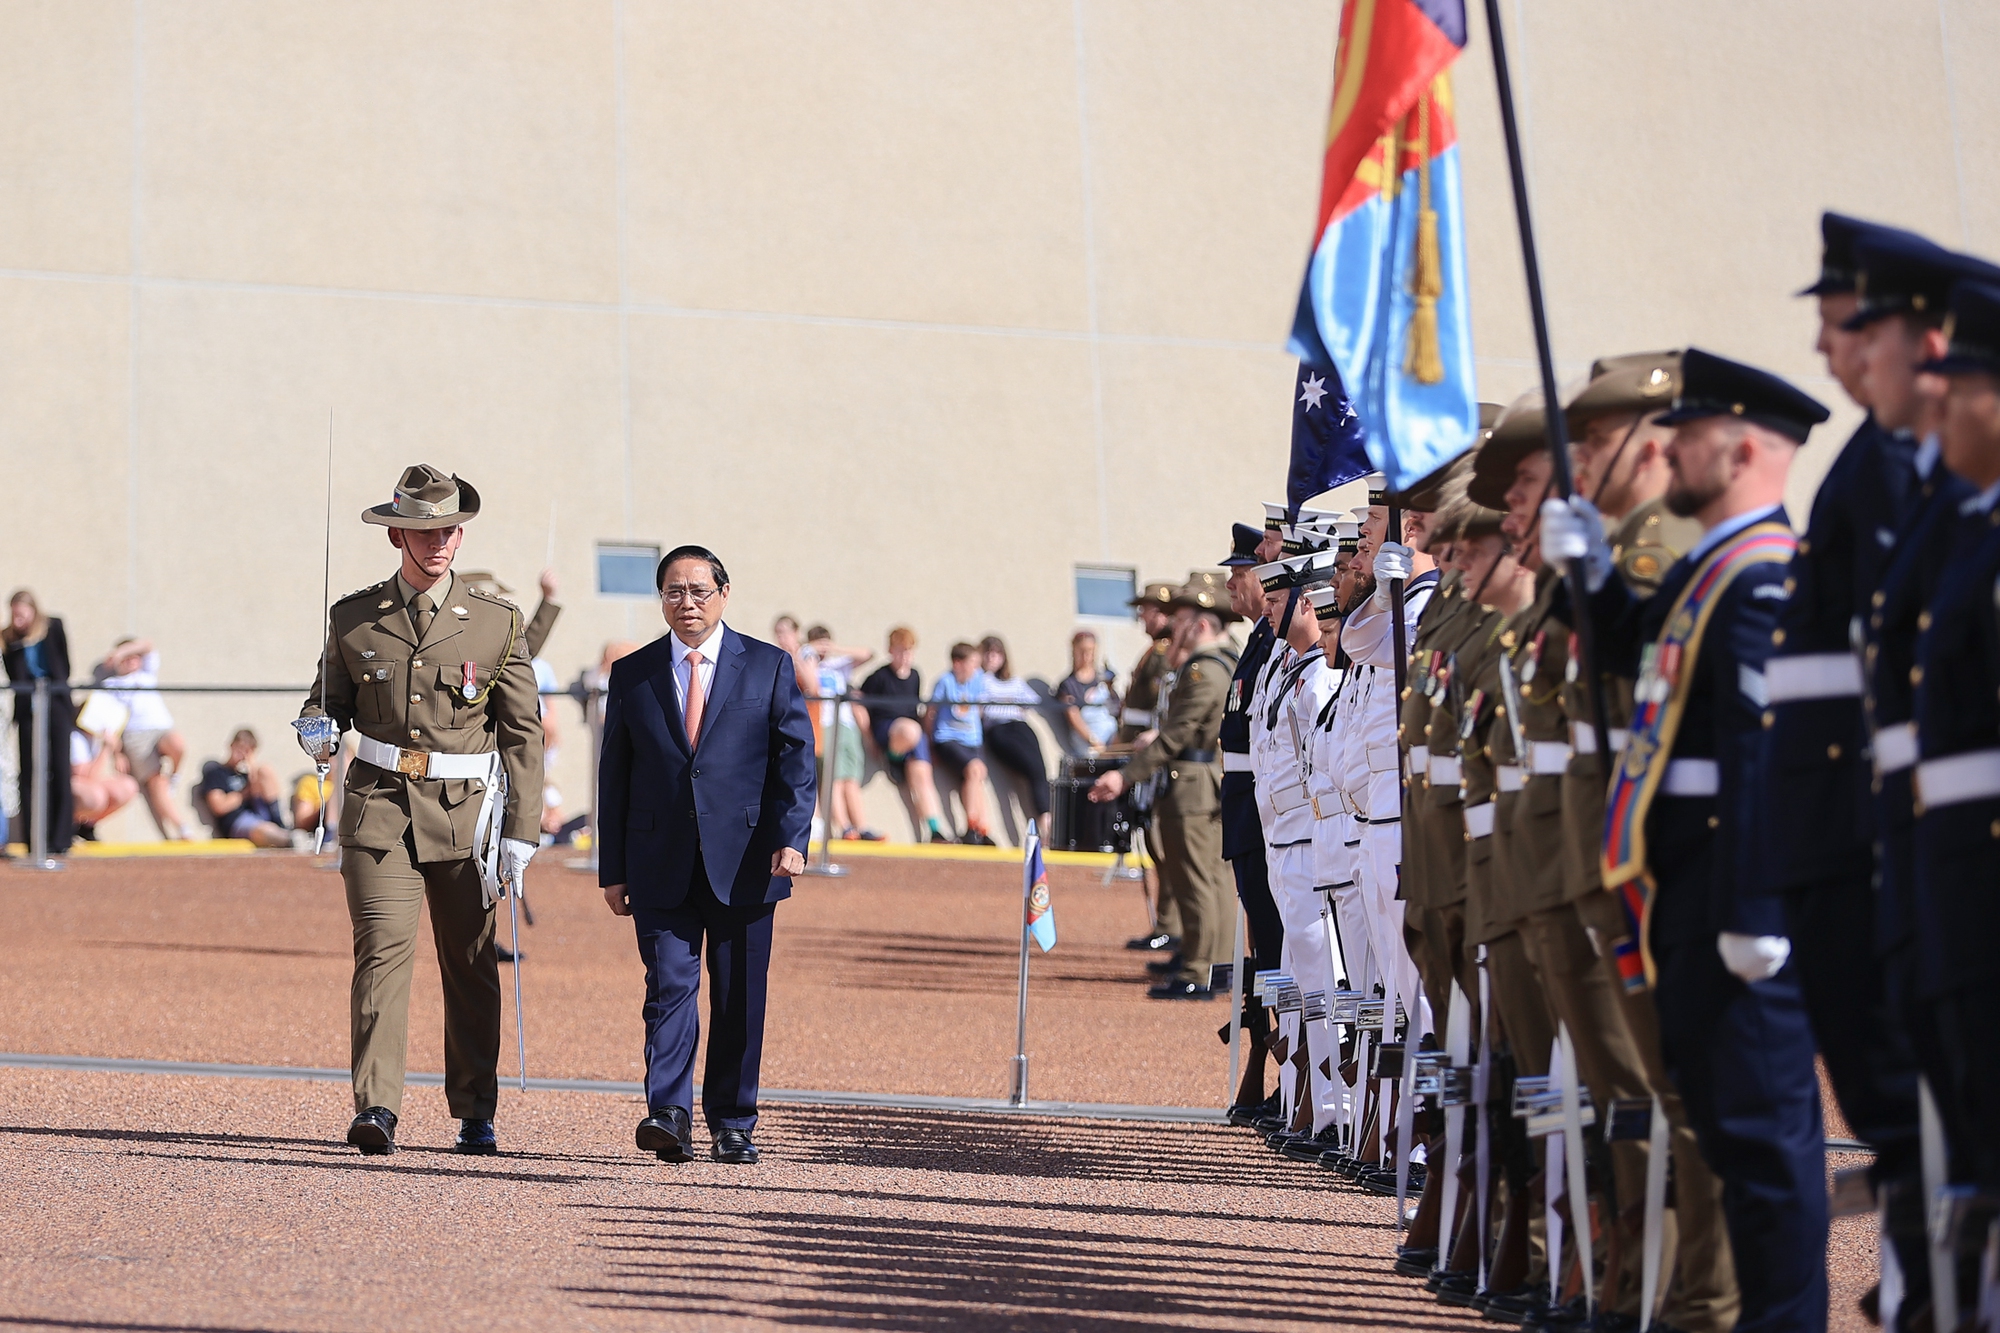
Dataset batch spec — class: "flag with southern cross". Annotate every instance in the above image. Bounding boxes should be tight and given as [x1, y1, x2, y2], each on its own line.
[1024, 828, 1056, 953]
[1288, 361, 1372, 519]
[1288, 0, 1479, 493]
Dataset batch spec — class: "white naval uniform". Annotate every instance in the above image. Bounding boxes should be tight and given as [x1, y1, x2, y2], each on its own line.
[1339, 587, 1436, 1040]
[1255, 643, 1342, 1134]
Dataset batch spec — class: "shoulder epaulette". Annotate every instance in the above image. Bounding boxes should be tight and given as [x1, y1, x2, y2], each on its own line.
[332, 581, 386, 607]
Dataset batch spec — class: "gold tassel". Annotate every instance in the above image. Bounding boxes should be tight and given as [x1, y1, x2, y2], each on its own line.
[1403, 88, 1445, 386]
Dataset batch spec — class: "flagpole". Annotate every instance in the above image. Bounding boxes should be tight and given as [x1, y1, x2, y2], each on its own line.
[1010, 830, 1035, 1107]
[1480, 0, 1615, 780]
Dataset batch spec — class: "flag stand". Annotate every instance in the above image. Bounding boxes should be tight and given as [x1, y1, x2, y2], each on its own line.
[1479, 0, 1615, 774]
[1009, 830, 1037, 1106]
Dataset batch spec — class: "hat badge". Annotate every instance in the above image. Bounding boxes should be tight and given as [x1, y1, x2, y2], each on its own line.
[1639, 368, 1672, 398]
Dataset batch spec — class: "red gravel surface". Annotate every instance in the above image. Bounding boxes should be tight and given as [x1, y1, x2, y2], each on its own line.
[0, 853, 1878, 1330]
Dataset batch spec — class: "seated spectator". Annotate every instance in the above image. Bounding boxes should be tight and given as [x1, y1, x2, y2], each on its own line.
[977, 636, 1052, 841]
[196, 729, 296, 849]
[860, 626, 952, 843]
[71, 728, 139, 837]
[929, 642, 995, 845]
[291, 771, 324, 839]
[1056, 630, 1120, 756]
[805, 625, 880, 841]
[92, 637, 190, 840]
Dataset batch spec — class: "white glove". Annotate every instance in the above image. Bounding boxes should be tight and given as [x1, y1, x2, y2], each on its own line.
[291, 714, 339, 763]
[1370, 542, 1414, 609]
[1716, 932, 1791, 983]
[1539, 496, 1614, 592]
[500, 837, 537, 892]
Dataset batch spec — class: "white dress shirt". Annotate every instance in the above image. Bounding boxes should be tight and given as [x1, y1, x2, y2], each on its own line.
[670, 622, 727, 723]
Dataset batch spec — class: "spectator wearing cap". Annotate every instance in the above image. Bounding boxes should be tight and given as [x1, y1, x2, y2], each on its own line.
[928, 642, 995, 845]
[1055, 631, 1119, 756]
[859, 627, 953, 843]
[976, 635, 1052, 842]
[92, 637, 191, 840]
[2, 589, 74, 855]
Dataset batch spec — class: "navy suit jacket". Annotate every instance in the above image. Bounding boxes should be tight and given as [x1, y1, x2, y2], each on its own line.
[597, 626, 817, 911]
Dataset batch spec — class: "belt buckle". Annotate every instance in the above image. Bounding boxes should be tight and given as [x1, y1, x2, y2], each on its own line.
[396, 749, 429, 779]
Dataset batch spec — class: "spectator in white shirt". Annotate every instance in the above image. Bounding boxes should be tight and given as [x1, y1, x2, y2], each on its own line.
[805, 625, 880, 841]
[978, 636, 1052, 842]
[93, 638, 190, 840]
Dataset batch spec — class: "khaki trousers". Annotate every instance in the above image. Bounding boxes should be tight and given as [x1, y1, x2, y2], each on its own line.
[345, 837, 501, 1118]
[1571, 889, 1740, 1333]
[1158, 764, 1231, 986]
[1486, 927, 1556, 1078]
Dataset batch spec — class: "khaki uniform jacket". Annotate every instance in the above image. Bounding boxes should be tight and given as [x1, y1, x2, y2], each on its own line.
[1558, 497, 1701, 899]
[1502, 569, 1574, 908]
[1399, 571, 1465, 908]
[1124, 640, 1235, 801]
[524, 598, 561, 660]
[1118, 636, 1172, 741]
[1452, 610, 1509, 942]
[303, 575, 545, 860]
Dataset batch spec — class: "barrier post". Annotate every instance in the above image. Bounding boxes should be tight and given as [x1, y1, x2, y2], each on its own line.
[24, 679, 62, 870]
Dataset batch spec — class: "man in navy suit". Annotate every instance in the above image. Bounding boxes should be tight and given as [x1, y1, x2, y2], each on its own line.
[599, 545, 816, 1165]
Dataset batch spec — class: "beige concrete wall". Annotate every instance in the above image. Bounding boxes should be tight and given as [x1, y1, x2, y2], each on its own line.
[1, 1, 1994, 844]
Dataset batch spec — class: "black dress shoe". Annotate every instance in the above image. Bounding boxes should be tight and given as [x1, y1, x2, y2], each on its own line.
[1125, 932, 1180, 951]
[1147, 980, 1215, 1000]
[635, 1106, 693, 1164]
[1393, 1246, 1438, 1277]
[1434, 1272, 1481, 1306]
[1481, 1287, 1538, 1324]
[495, 944, 522, 963]
[1227, 1093, 1280, 1127]
[1282, 1128, 1343, 1163]
[711, 1127, 759, 1164]
[346, 1106, 398, 1156]
[454, 1118, 497, 1155]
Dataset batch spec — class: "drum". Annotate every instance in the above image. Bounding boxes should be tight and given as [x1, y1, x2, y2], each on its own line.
[1051, 754, 1138, 853]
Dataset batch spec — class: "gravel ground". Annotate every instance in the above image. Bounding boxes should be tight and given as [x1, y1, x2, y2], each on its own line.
[0, 854, 1877, 1330]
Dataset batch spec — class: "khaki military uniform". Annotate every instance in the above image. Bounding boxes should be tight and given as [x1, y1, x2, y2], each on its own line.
[523, 598, 561, 660]
[1399, 571, 1476, 1024]
[1125, 639, 1237, 987]
[1553, 498, 1739, 1333]
[1121, 633, 1178, 936]
[303, 571, 545, 1119]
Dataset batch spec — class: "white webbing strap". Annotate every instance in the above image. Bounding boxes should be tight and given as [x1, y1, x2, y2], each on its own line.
[1641, 1094, 1668, 1331]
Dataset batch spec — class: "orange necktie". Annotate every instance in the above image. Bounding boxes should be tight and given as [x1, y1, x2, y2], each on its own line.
[683, 650, 706, 746]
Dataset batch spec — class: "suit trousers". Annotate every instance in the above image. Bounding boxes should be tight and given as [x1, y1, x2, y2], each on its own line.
[632, 862, 775, 1131]
[1653, 937, 1828, 1333]
[345, 834, 499, 1118]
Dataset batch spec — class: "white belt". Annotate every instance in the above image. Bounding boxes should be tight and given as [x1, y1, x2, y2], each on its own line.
[356, 736, 508, 902]
[1428, 754, 1462, 785]
[1464, 802, 1495, 839]
[1764, 652, 1863, 704]
[1366, 743, 1400, 773]
[1269, 780, 1312, 816]
[1496, 765, 1523, 793]
[1570, 721, 1630, 756]
[1410, 744, 1430, 775]
[1526, 740, 1572, 777]
[1873, 721, 1917, 776]
[1123, 708, 1154, 727]
[1914, 748, 2000, 809]
[1223, 751, 1254, 773]
[1661, 758, 1719, 797]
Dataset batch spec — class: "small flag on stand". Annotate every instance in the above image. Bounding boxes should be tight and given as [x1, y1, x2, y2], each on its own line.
[1025, 830, 1056, 953]
[1288, 0, 1478, 492]
[1288, 361, 1373, 520]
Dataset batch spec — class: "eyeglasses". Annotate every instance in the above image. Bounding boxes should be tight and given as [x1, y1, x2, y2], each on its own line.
[661, 585, 722, 606]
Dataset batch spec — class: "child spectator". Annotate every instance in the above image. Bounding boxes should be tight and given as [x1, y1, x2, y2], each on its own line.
[804, 625, 880, 841]
[977, 636, 1052, 840]
[71, 727, 139, 836]
[928, 642, 994, 845]
[196, 729, 298, 849]
[92, 637, 191, 840]
[859, 626, 952, 843]
[1056, 630, 1120, 755]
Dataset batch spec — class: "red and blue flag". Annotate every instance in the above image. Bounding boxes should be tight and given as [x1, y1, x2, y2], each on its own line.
[1024, 830, 1055, 953]
[1289, 0, 1479, 493]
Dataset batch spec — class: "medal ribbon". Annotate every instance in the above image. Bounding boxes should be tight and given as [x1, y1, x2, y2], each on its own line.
[1600, 522, 1797, 990]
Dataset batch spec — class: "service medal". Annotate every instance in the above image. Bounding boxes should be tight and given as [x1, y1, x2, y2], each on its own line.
[461, 661, 478, 701]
